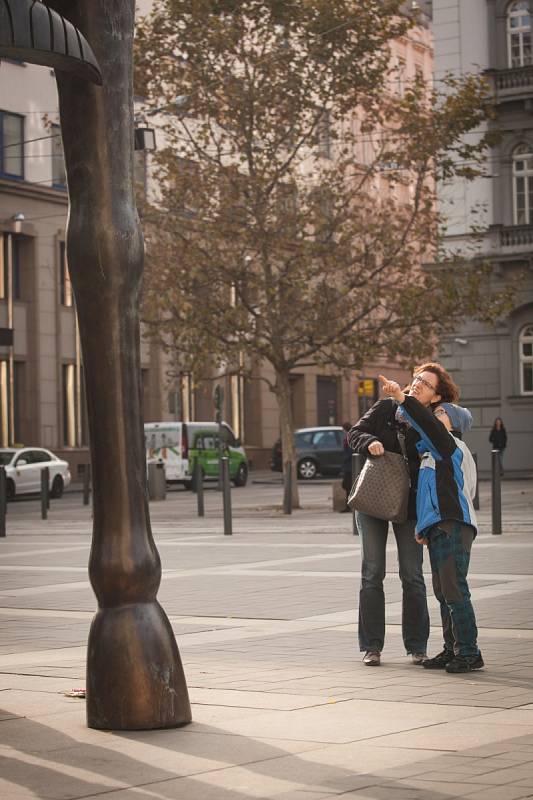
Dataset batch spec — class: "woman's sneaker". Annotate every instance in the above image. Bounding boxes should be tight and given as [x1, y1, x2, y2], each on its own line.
[445, 653, 484, 673]
[422, 650, 454, 669]
[363, 651, 381, 666]
[411, 653, 428, 665]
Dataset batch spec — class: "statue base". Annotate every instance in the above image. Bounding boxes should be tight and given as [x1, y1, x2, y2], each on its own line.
[86, 601, 192, 730]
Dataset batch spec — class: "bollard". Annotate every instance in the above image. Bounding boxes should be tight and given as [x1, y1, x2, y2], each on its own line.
[194, 459, 204, 517]
[283, 460, 292, 515]
[472, 452, 480, 511]
[0, 466, 6, 538]
[83, 463, 91, 506]
[222, 456, 232, 535]
[351, 453, 364, 536]
[41, 467, 49, 520]
[491, 449, 502, 535]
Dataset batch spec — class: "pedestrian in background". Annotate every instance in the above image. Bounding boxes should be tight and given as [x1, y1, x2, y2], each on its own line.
[489, 417, 507, 477]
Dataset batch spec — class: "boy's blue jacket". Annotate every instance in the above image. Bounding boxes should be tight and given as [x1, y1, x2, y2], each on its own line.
[398, 395, 478, 537]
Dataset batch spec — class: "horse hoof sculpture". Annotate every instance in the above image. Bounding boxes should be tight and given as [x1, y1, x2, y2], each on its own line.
[0, 0, 192, 730]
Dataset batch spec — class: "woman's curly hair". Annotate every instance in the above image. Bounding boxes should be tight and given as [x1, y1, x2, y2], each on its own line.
[412, 362, 460, 403]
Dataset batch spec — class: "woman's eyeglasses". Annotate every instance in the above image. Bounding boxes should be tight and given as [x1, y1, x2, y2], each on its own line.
[412, 375, 437, 392]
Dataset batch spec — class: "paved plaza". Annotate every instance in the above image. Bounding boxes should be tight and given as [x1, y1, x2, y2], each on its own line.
[0, 476, 532, 799]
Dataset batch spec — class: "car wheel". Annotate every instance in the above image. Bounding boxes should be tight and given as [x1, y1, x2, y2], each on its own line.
[233, 463, 248, 487]
[50, 475, 64, 499]
[297, 459, 317, 480]
[6, 479, 15, 501]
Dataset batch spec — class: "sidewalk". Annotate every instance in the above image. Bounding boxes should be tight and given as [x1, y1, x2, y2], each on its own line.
[0, 479, 532, 799]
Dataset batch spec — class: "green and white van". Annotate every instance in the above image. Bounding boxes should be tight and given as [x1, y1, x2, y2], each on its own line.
[144, 421, 248, 488]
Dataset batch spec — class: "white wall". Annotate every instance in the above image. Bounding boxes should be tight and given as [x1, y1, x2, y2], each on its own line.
[433, 0, 493, 239]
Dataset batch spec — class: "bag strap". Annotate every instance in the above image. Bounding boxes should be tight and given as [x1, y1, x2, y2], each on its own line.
[396, 431, 411, 487]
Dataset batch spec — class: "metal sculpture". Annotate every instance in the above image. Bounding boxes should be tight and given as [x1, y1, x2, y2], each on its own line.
[0, 0, 191, 730]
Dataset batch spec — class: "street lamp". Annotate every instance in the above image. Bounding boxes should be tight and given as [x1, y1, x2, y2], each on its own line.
[134, 95, 188, 151]
[134, 127, 156, 151]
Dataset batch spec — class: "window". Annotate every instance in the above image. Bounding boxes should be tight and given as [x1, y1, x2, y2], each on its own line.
[313, 430, 341, 449]
[59, 241, 73, 306]
[13, 361, 24, 444]
[519, 324, 533, 394]
[391, 56, 406, 97]
[0, 360, 9, 446]
[508, 1, 532, 68]
[0, 111, 24, 178]
[295, 431, 314, 447]
[512, 144, 533, 224]
[61, 363, 88, 447]
[51, 124, 66, 188]
[316, 110, 331, 159]
[0, 233, 23, 300]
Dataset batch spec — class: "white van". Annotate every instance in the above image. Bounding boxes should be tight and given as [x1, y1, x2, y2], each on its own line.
[144, 421, 248, 488]
[145, 422, 186, 483]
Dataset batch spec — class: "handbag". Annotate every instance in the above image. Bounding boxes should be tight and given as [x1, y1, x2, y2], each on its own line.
[348, 432, 411, 523]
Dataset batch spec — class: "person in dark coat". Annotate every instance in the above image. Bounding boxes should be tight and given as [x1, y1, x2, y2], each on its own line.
[340, 422, 353, 512]
[489, 417, 507, 477]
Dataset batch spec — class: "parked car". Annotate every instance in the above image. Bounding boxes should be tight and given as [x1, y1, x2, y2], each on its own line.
[0, 447, 71, 500]
[270, 426, 345, 480]
[144, 421, 249, 488]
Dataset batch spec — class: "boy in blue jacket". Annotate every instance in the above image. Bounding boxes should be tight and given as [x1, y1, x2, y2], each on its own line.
[378, 375, 484, 674]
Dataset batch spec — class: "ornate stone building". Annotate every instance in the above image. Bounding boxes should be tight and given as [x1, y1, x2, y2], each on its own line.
[433, 0, 533, 474]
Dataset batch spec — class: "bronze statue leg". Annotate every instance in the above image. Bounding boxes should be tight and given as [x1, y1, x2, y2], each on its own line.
[49, 0, 191, 730]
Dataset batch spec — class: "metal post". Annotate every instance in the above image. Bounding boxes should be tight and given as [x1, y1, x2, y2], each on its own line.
[491, 449, 502, 535]
[472, 452, 480, 511]
[283, 460, 292, 515]
[194, 459, 204, 517]
[222, 456, 232, 535]
[0, 466, 6, 538]
[41, 467, 49, 521]
[83, 463, 91, 506]
[351, 453, 364, 535]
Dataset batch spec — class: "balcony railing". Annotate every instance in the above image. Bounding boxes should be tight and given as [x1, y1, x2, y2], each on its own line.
[498, 224, 533, 248]
[494, 65, 533, 92]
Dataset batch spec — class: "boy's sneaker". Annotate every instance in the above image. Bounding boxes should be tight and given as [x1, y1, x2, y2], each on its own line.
[445, 653, 484, 674]
[411, 652, 428, 665]
[362, 650, 381, 666]
[422, 650, 454, 670]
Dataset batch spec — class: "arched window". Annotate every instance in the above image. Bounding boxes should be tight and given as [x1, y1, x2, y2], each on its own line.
[512, 144, 533, 224]
[508, 1, 532, 68]
[520, 324, 533, 394]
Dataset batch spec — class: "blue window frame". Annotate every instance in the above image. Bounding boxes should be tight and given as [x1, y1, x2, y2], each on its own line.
[0, 111, 24, 180]
[51, 124, 66, 189]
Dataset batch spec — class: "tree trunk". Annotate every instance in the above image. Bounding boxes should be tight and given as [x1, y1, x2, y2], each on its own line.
[50, 0, 191, 730]
[275, 369, 300, 510]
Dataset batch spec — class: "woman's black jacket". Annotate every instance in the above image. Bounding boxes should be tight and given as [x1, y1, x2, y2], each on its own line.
[348, 398, 421, 521]
[489, 428, 507, 450]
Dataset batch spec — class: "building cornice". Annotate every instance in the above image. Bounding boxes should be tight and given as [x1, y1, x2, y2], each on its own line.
[0, 178, 68, 206]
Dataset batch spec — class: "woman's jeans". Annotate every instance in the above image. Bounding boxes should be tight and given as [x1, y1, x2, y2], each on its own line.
[427, 522, 479, 658]
[356, 512, 429, 654]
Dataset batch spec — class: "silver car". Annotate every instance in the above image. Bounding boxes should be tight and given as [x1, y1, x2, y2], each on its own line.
[0, 448, 71, 500]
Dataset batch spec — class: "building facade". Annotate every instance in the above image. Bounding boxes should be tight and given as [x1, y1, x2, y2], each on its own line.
[433, 0, 533, 474]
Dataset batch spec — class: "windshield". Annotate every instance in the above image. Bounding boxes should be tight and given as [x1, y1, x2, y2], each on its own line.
[0, 452, 15, 465]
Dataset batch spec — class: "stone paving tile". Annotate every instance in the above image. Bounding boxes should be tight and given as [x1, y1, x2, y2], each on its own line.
[0, 484, 532, 799]
[466, 788, 533, 800]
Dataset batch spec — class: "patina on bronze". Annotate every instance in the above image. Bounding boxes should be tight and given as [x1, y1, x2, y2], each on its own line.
[0, 0, 192, 730]
[0, 0, 101, 84]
